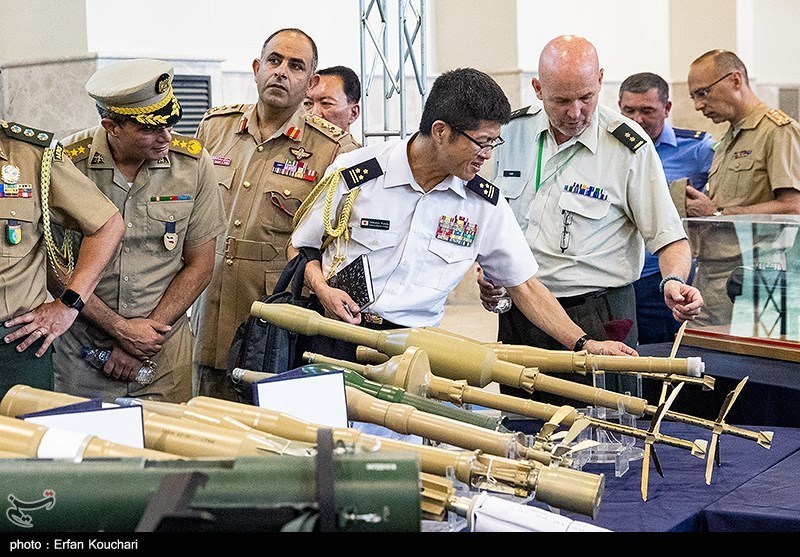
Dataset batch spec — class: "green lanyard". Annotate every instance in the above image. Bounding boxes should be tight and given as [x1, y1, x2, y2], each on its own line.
[535, 132, 581, 191]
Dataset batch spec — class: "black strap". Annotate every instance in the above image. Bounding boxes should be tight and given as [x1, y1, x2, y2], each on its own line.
[271, 253, 309, 304]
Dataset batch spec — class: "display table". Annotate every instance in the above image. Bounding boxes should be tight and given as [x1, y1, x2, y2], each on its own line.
[637, 343, 800, 427]
[507, 419, 800, 532]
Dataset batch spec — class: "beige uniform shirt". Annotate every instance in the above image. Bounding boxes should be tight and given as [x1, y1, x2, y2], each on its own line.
[0, 120, 118, 322]
[708, 103, 800, 207]
[53, 126, 226, 401]
[693, 104, 800, 327]
[191, 104, 359, 369]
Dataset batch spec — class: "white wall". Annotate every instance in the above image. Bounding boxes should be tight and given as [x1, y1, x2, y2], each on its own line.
[515, 0, 671, 80]
[85, 0, 362, 73]
[0, 0, 87, 61]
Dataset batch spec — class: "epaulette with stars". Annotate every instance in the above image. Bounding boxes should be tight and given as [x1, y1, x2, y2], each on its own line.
[673, 127, 708, 140]
[610, 122, 646, 153]
[766, 108, 792, 126]
[342, 158, 383, 190]
[1, 120, 53, 148]
[63, 137, 93, 163]
[465, 174, 499, 205]
[203, 104, 247, 118]
[168, 133, 204, 158]
[305, 114, 348, 141]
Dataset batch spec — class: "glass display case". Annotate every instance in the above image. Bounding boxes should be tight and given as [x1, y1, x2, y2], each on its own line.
[682, 214, 800, 362]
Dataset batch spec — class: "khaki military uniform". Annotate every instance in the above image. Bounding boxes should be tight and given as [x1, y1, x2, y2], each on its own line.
[190, 104, 359, 385]
[0, 120, 118, 397]
[693, 104, 800, 327]
[52, 126, 226, 403]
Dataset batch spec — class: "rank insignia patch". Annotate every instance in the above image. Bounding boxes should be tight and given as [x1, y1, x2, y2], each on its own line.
[272, 159, 317, 182]
[610, 122, 646, 152]
[285, 127, 302, 140]
[564, 181, 608, 201]
[342, 158, 383, 190]
[465, 175, 499, 205]
[436, 214, 477, 247]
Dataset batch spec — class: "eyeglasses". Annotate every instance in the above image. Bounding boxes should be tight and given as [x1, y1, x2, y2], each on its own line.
[689, 72, 733, 101]
[449, 124, 504, 153]
[560, 210, 573, 252]
[269, 190, 302, 217]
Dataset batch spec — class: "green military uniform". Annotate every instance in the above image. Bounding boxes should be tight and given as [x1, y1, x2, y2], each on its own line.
[0, 120, 119, 398]
[53, 127, 226, 403]
[190, 104, 359, 399]
[693, 104, 800, 327]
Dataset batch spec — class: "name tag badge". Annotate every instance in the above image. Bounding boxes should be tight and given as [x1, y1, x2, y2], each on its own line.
[503, 170, 521, 177]
[212, 156, 232, 166]
[360, 218, 390, 230]
[163, 221, 177, 251]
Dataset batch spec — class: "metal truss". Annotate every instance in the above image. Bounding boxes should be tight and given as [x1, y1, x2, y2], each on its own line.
[359, 0, 427, 144]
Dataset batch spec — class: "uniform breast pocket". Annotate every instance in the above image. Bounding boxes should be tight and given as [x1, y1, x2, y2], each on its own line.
[213, 165, 236, 209]
[0, 197, 37, 257]
[350, 227, 398, 253]
[146, 200, 194, 256]
[493, 175, 529, 200]
[415, 237, 477, 291]
[557, 192, 610, 255]
[726, 157, 755, 198]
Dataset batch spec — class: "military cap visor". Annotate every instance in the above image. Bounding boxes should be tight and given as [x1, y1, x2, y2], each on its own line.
[87, 58, 183, 127]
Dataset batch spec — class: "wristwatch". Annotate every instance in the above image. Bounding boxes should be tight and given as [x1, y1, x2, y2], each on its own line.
[573, 334, 590, 352]
[712, 207, 725, 217]
[59, 289, 85, 313]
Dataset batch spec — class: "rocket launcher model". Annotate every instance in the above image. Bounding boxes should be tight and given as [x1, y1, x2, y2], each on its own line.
[0, 413, 181, 461]
[1, 386, 315, 460]
[232, 364, 589, 468]
[185, 395, 606, 518]
[301, 349, 706, 458]
[250, 303, 771, 449]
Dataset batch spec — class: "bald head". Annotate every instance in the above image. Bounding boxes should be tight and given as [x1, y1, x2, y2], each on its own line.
[533, 35, 604, 144]
[539, 35, 600, 81]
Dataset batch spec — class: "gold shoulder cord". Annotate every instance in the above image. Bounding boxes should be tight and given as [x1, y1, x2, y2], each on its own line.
[292, 168, 359, 278]
[40, 139, 74, 281]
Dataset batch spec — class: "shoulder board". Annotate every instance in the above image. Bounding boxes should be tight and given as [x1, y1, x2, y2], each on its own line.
[203, 104, 247, 118]
[63, 137, 94, 163]
[610, 122, 646, 153]
[673, 127, 708, 140]
[305, 114, 348, 141]
[169, 134, 204, 158]
[766, 108, 792, 126]
[465, 175, 499, 205]
[342, 158, 383, 190]
[1, 121, 53, 148]
[510, 106, 531, 119]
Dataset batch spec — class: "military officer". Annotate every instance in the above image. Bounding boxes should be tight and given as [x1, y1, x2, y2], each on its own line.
[685, 50, 800, 328]
[190, 28, 359, 400]
[290, 68, 634, 362]
[51, 58, 226, 403]
[481, 36, 703, 403]
[303, 65, 361, 137]
[618, 72, 715, 344]
[0, 120, 123, 399]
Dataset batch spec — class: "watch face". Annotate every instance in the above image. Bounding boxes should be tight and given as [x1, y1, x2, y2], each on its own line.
[61, 289, 82, 309]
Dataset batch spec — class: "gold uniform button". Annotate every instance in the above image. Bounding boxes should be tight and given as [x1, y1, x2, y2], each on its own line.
[243, 181, 251, 188]
[226, 258, 234, 266]
[233, 219, 242, 227]
[257, 146, 264, 152]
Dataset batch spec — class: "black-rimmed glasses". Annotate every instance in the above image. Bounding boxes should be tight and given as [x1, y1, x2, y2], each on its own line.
[449, 124, 504, 153]
[690, 72, 734, 101]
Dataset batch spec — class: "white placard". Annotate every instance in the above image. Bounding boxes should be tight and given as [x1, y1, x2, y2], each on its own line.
[23, 405, 145, 449]
[254, 369, 349, 428]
